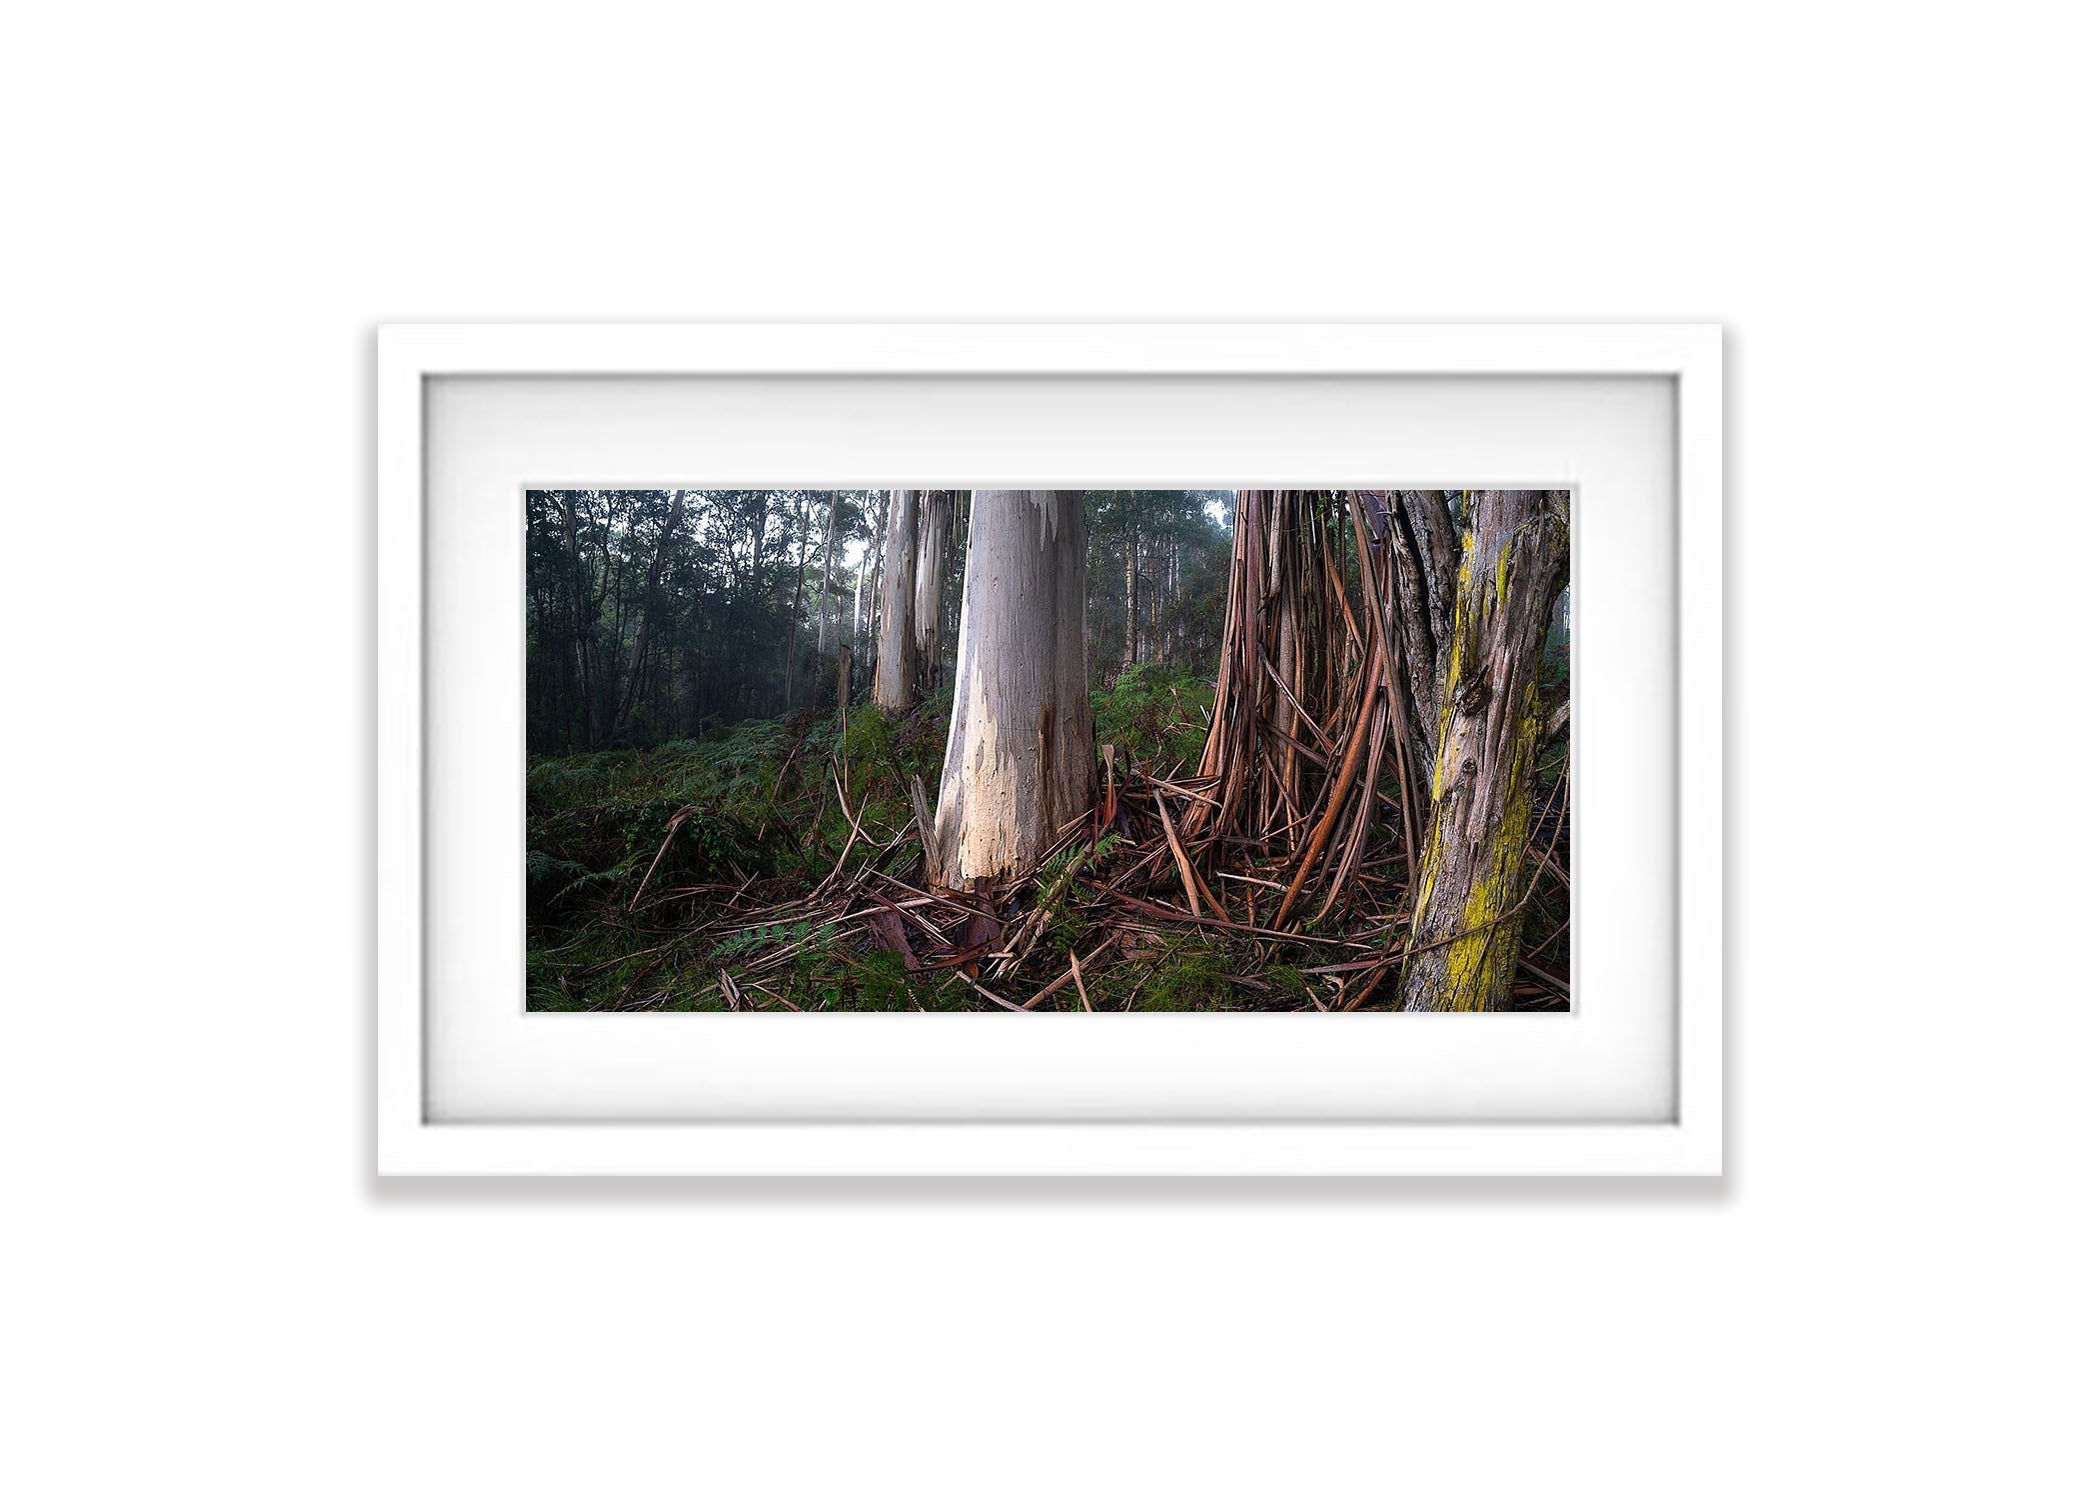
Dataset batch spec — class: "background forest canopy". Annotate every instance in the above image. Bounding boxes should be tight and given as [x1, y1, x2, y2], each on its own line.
[527, 487, 1234, 751]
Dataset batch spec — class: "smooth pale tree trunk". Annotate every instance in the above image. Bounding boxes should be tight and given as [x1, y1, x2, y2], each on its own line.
[912, 490, 950, 695]
[1154, 539, 1167, 667]
[866, 490, 886, 643]
[1400, 490, 1570, 1012]
[850, 550, 867, 681]
[1123, 531, 1140, 669]
[1164, 539, 1178, 667]
[928, 490, 1095, 887]
[781, 493, 813, 709]
[814, 491, 840, 657]
[746, 493, 770, 600]
[873, 488, 920, 711]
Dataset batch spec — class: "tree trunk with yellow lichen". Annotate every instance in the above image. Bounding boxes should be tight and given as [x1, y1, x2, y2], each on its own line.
[1400, 490, 1569, 1013]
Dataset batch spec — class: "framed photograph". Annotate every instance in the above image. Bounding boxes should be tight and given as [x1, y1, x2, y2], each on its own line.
[378, 324, 1721, 1175]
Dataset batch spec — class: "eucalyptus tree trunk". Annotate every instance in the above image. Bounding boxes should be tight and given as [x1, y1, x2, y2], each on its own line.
[912, 490, 951, 696]
[850, 550, 867, 678]
[863, 494, 887, 686]
[1185, 490, 1332, 847]
[928, 490, 1095, 887]
[610, 489, 684, 742]
[1164, 538, 1180, 667]
[781, 493, 813, 710]
[873, 487, 921, 712]
[560, 493, 600, 749]
[1400, 490, 1570, 1013]
[814, 491, 840, 657]
[1123, 530, 1140, 669]
[1387, 489, 1460, 783]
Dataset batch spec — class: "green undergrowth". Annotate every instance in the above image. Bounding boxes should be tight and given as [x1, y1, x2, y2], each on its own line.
[525, 662, 1564, 1012]
[527, 677, 1273, 1012]
[1090, 665, 1213, 776]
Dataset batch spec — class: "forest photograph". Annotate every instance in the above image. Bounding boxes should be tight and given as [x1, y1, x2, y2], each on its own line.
[527, 487, 1571, 1013]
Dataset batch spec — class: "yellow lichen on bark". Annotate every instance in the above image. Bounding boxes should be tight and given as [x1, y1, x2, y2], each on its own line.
[1399, 490, 1565, 1013]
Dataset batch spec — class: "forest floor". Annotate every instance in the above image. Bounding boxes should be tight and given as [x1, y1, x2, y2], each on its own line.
[527, 666, 1571, 1012]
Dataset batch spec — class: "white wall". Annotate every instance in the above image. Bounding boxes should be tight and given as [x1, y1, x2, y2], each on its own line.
[5, 4, 2092, 1496]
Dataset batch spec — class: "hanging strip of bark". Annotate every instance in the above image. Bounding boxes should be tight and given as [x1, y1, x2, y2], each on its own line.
[1187, 490, 1339, 856]
[1171, 488, 1455, 946]
[1399, 488, 1459, 656]
[1272, 630, 1383, 928]
[1370, 490, 1447, 784]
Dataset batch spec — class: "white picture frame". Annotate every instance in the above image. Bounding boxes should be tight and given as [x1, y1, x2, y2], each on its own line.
[378, 323, 1722, 1176]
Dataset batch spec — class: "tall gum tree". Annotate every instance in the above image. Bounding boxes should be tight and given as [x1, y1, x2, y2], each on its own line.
[912, 490, 952, 696]
[813, 491, 841, 657]
[928, 490, 1095, 887]
[873, 487, 921, 711]
[1400, 489, 1569, 1012]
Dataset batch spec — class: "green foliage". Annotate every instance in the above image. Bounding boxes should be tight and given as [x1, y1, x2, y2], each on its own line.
[524, 683, 1274, 1012]
[835, 691, 951, 841]
[1028, 833, 1120, 954]
[1260, 962, 1314, 1008]
[528, 488, 890, 753]
[531, 488, 1233, 758]
[841, 700, 895, 778]
[839, 949, 911, 1008]
[713, 918, 828, 960]
[525, 849, 623, 913]
[1131, 934, 1235, 1011]
[524, 723, 804, 925]
[521, 487, 1571, 1014]
[1090, 664, 1213, 774]
[1035, 832, 1121, 903]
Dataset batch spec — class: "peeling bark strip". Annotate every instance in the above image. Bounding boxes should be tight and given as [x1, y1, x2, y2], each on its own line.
[1185, 491, 1337, 847]
[1400, 489, 1570, 1013]
[928, 491, 1095, 886]
[1384, 490, 1450, 785]
[1398, 488, 1459, 653]
[873, 488, 921, 711]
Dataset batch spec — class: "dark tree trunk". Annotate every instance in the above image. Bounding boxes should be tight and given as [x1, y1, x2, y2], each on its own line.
[611, 490, 684, 741]
[562, 494, 602, 749]
[1398, 489, 1459, 653]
